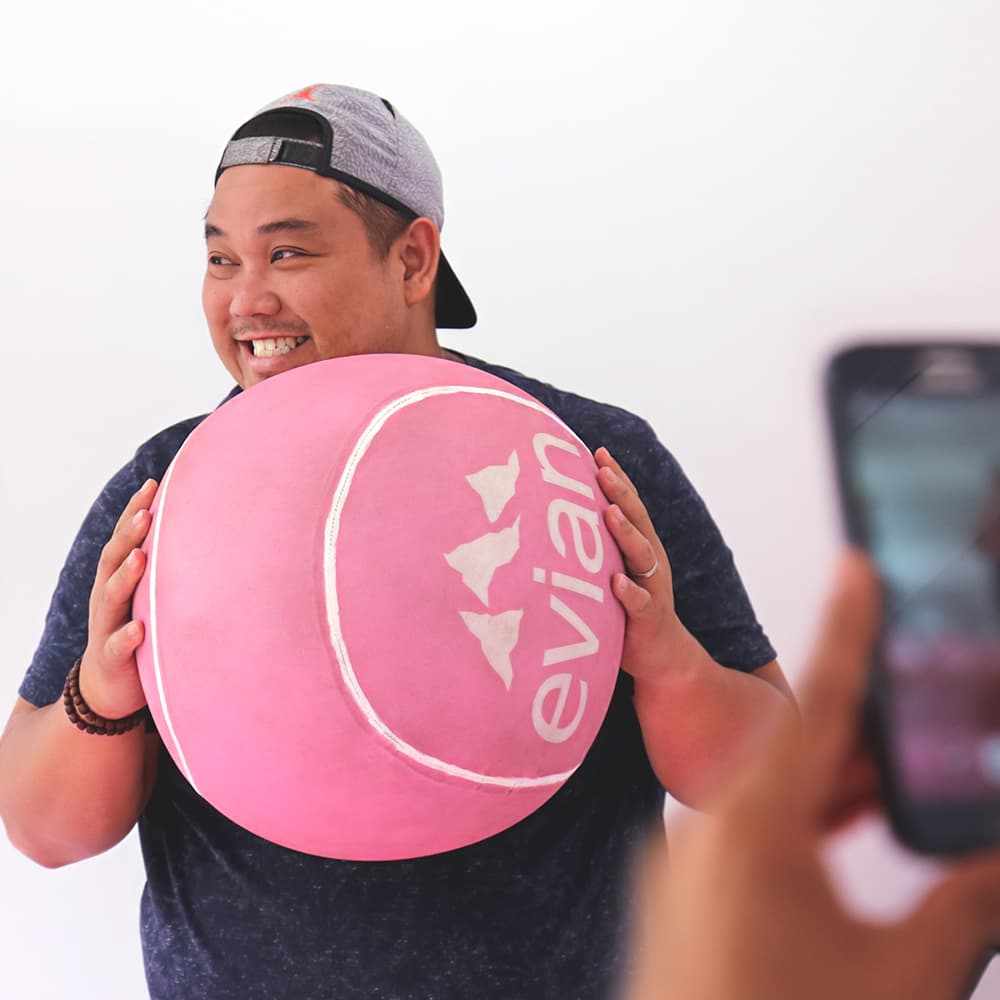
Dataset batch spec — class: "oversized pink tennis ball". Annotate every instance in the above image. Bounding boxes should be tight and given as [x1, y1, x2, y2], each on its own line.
[132, 354, 625, 859]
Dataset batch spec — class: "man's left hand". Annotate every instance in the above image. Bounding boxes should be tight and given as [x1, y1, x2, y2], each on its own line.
[595, 446, 686, 682]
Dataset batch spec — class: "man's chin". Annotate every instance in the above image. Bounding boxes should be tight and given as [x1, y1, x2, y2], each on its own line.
[239, 345, 316, 386]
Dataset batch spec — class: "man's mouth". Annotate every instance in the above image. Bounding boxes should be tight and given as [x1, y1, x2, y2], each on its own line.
[249, 335, 309, 358]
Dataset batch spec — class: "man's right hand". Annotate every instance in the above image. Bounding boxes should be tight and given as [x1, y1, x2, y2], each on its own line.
[0, 479, 162, 866]
[629, 552, 1000, 1000]
[79, 479, 158, 719]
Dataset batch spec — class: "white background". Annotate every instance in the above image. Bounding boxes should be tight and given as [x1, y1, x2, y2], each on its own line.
[2, 0, 999, 996]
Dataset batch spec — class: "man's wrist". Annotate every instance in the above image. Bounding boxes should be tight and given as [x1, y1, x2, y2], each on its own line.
[62, 659, 148, 735]
[632, 620, 710, 693]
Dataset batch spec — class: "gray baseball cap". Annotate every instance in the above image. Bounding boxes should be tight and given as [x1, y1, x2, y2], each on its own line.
[216, 84, 476, 330]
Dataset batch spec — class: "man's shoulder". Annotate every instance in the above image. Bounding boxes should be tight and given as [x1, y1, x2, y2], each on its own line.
[136, 414, 208, 462]
[129, 388, 241, 478]
[461, 354, 656, 450]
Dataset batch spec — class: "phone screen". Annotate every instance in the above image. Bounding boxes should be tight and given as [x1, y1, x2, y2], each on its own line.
[844, 385, 1000, 808]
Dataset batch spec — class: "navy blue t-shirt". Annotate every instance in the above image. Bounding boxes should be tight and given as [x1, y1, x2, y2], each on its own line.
[20, 356, 776, 999]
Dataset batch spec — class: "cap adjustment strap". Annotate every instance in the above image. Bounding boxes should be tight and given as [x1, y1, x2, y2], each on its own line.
[219, 136, 326, 173]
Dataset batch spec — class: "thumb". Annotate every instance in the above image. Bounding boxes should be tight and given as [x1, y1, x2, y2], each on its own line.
[882, 857, 1000, 999]
[741, 550, 880, 818]
[794, 549, 881, 817]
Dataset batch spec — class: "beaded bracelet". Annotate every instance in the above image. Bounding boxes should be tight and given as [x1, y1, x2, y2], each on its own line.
[62, 658, 148, 735]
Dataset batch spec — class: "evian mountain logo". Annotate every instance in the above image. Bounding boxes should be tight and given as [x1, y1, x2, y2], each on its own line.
[444, 434, 611, 744]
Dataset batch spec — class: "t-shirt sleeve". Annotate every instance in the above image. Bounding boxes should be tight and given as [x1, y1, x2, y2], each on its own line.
[18, 420, 203, 708]
[470, 358, 778, 674]
[582, 414, 776, 673]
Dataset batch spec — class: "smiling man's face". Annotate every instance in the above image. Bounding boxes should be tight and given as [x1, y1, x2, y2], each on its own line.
[203, 164, 431, 388]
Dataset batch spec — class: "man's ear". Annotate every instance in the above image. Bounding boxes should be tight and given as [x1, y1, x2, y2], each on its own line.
[398, 217, 440, 307]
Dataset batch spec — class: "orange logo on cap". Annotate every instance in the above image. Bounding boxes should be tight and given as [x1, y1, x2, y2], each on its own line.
[291, 85, 321, 102]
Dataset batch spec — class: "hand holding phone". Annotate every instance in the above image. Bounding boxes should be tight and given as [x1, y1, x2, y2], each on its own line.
[826, 341, 1000, 854]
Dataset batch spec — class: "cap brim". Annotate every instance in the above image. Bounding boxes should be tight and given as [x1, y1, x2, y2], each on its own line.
[435, 250, 477, 329]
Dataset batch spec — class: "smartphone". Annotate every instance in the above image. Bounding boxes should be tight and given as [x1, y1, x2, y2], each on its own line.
[826, 341, 1000, 854]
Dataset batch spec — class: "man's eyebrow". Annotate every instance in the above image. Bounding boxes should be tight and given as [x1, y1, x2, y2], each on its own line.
[257, 218, 320, 236]
[203, 218, 320, 240]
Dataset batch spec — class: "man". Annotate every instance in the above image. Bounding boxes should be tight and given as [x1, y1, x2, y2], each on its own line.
[0, 84, 790, 998]
[630, 552, 1000, 1000]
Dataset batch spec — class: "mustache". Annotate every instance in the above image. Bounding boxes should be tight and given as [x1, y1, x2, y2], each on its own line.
[231, 319, 312, 338]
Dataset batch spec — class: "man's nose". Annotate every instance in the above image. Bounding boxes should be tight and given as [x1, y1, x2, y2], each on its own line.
[229, 269, 281, 318]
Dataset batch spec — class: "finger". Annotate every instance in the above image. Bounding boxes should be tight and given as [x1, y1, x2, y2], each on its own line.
[595, 448, 659, 542]
[93, 484, 157, 592]
[92, 547, 147, 641]
[799, 550, 881, 717]
[794, 550, 882, 814]
[103, 619, 145, 666]
[611, 571, 656, 619]
[735, 551, 880, 817]
[595, 446, 631, 488]
[821, 748, 881, 831]
[627, 831, 674, 999]
[885, 858, 1000, 998]
[80, 619, 148, 717]
[112, 479, 158, 535]
[605, 504, 662, 584]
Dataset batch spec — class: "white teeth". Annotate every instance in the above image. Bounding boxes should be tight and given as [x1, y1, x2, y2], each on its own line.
[250, 336, 308, 358]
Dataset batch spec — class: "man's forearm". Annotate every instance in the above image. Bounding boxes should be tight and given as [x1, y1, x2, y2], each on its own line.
[633, 627, 792, 808]
[0, 697, 157, 868]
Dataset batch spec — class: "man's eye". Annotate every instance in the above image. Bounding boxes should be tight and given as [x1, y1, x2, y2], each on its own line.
[208, 253, 234, 266]
[272, 248, 304, 262]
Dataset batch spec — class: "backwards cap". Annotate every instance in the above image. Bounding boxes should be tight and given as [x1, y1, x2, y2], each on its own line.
[216, 84, 476, 330]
